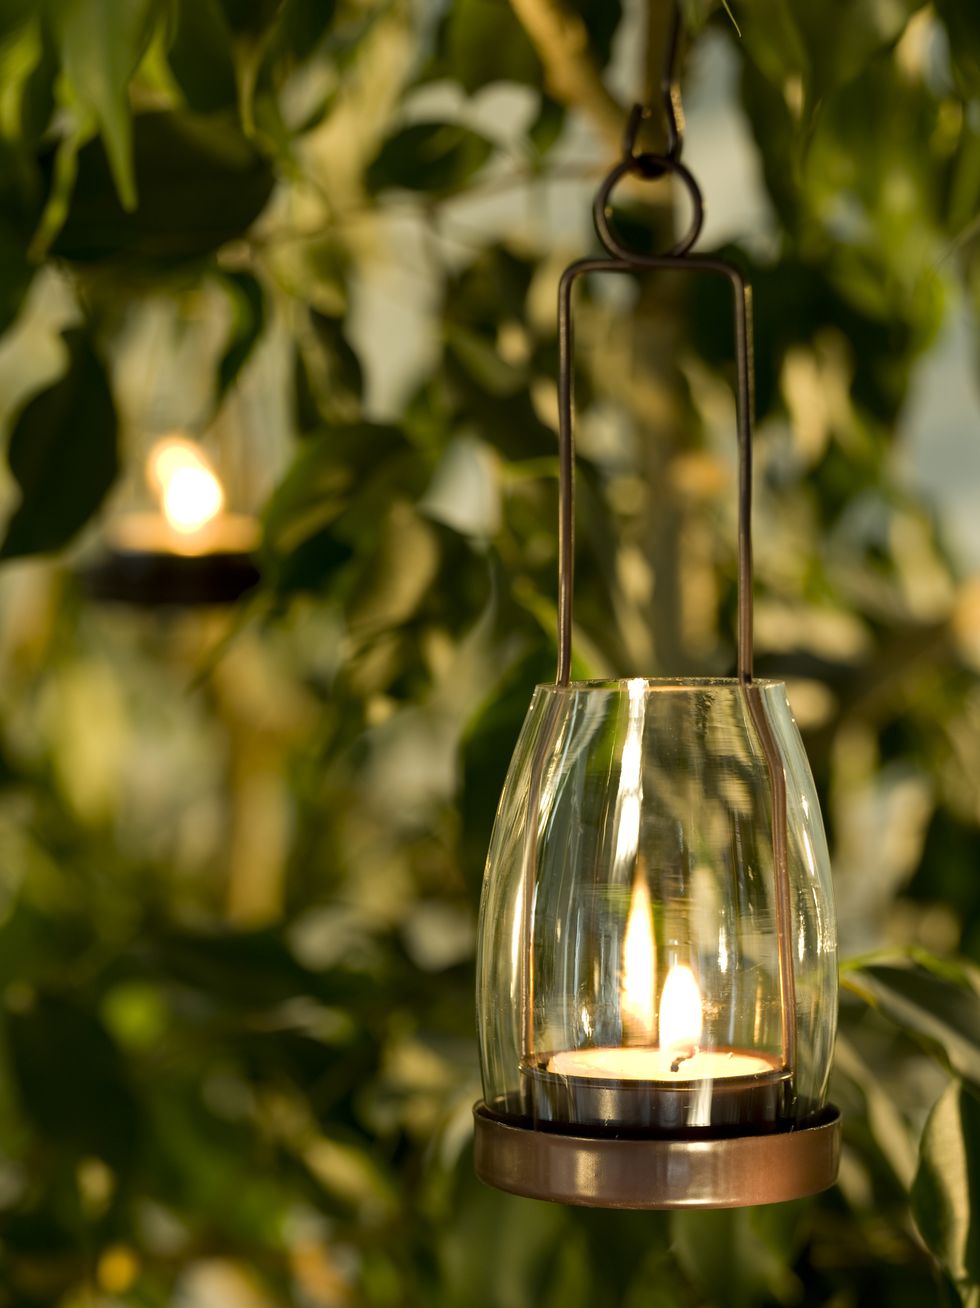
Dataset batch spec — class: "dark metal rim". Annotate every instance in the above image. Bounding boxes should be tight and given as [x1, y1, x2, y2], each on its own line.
[80, 549, 260, 608]
[473, 1103, 841, 1210]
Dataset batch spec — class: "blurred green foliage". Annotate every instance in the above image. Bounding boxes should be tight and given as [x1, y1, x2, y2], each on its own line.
[0, 0, 977, 1303]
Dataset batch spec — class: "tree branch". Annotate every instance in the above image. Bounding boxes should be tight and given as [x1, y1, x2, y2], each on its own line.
[509, 0, 625, 151]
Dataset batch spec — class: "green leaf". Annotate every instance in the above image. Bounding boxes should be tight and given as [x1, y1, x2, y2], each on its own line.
[29, 120, 84, 259]
[738, 0, 809, 95]
[569, 0, 623, 70]
[216, 0, 281, 40]
[841, 946, 976, 988]
[0, 12, 57, 150]
[46, 109, 275, 263]
[0, 327, 118, 560]
[5, 990, 141, 1169]
[740, 0, 922, 117]
[801, 0, 924, 103]
[0, 221, 34, 340]
[261, 424, 417, 594]
[437, 1162, 587, 1308]
[309, 309, 363, 419]
[167, 0, 238, 114]
[215, 269, 266, 402]
[912, 1081, 980, 1295]
[0, 0, 34, 43]
[459, 640, 553, 892]
[672, 1207, 802, 1308]
[292, 343, 322, 436]
[935, 0, 980, 99]
[440, 0, 540, 94]
[153, 925, 326, 1007]
[446, 324, 525, 397]
[272, 0, 338, 60]
[246, 0, 338, 147]
[47, 0, 159, 211]
[290, 312, 366, 436]
[365, 121, 494, 196]
[844, 964, 980, 1087]
[445, 242, 535, 332]
[345, 500, 439, 638]
[721, 2, 741, 35]
[528, 95, 565, 156]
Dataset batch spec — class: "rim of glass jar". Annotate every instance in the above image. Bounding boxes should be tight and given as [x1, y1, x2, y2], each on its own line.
[534, 677, 786, 692]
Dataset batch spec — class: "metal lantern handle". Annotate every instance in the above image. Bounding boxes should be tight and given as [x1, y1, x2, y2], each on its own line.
[556, 148, 754, 688]
[550, 77, 798, 1079]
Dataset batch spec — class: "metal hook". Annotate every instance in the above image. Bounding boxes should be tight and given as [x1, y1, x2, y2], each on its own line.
[621, 103, 650, 164]
[661, 3, 685, 161]
[624, 4, 685, 166]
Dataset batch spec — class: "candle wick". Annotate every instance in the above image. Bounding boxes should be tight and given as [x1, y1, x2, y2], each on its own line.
[669, 1044, 697, 1073]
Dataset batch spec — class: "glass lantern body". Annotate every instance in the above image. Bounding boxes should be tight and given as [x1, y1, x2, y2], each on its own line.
[477, 678, 837, 1136]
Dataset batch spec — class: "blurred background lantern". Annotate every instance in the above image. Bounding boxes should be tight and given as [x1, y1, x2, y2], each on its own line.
[84, 430, 260, 605]
[73, 278, 269, 610]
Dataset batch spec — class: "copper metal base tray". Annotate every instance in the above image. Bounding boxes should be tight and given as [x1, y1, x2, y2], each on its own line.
[473, 1102, 841, 1209]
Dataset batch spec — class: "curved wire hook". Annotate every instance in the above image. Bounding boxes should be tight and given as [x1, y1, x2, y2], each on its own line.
[605, 5, 698, 265]
[660, 3, 685, 161]
[623, 4, 685, 165]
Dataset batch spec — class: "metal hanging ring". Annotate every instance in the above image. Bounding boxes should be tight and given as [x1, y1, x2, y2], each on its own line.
[592, 153, 704, 262]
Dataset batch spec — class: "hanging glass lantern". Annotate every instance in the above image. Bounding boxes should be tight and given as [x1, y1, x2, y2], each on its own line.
[85, 430, 260, 606]
[473, 28, 840, 1210]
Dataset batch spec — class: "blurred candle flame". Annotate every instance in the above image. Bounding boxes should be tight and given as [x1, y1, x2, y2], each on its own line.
[621, 872, 656, 1041]
[147, 437, 224, 536]
[659, 963, 703, 1060]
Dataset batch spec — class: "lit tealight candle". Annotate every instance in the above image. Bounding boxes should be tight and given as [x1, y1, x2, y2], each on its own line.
[523, 878, 789, 1131]
[546, 1045, 779, 1081]
[154, 440, 225, 537]
[110, 436, 258, 557]
[547, 962, 775, 1081]
[547, 961, 776, 1083]
[86, 436, 260, 605]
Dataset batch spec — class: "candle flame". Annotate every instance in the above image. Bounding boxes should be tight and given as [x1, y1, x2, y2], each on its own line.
[659, 963, 703, 1059]
[621, 873, 656, 1041]
[147, 437, 224, 536]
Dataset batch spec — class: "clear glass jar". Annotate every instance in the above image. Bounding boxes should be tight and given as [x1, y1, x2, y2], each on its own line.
[476, 678, 837, 1136]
